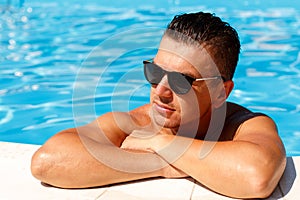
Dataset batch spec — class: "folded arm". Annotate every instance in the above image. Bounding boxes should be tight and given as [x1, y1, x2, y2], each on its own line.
[30, 110, 178, 188]
[121, 116, 286, 199]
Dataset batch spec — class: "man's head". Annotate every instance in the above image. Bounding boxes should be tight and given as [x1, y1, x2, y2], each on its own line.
[148, 11, 240, 133]
[164, 11, 240, 81]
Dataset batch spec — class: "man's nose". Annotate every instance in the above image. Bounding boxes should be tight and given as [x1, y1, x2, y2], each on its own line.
[154, 75, 173, 98]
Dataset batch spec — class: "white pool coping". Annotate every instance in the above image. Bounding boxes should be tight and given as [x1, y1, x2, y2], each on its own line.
[1, 141, 299, 200]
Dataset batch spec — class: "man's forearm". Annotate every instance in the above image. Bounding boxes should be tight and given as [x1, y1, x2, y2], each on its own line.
[31, 131, 165, 188]
[155, 135, 286, 199]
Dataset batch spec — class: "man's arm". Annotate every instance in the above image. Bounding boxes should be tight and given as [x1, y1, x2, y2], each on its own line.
[30, 110, 175, 188]
[121, 116, 286, 199]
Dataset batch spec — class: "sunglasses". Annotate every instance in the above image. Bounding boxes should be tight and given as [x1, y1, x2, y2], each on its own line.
[143, 60, 224, 94]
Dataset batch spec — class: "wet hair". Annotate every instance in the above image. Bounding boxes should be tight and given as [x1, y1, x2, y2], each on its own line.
[165, 12, 240, 80]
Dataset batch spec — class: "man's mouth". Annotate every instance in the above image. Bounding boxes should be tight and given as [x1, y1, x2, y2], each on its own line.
[153, 101, 176, 116]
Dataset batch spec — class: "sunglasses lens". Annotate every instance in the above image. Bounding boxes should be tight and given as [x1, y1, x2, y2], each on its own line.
[168, 72, 193, 94]
[144, 63, 164, 84]
[143, 61, 194, 95]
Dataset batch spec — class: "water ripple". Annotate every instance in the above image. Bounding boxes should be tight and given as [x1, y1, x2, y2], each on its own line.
[1, 1, 300, 155]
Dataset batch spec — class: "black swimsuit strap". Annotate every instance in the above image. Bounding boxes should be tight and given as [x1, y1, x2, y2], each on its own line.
[221, 102, 268, 140]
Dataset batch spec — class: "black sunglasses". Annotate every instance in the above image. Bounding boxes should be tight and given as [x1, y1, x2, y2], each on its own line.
[143, 60, 224, 94]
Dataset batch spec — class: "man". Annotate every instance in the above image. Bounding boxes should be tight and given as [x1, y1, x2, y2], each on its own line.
[31, 12, 286, 199]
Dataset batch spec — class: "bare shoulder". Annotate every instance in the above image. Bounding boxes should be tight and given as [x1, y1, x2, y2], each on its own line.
[225, 102, 285, 155]
[234, 114, 286, 158]
[234, 115, 279, 141]
[96, 104, 151, 131]
[86, 104, 152, 146]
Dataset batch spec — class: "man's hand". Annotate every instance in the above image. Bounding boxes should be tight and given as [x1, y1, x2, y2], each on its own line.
[121, 132, 188, 179]
[120, 133, 157, 153]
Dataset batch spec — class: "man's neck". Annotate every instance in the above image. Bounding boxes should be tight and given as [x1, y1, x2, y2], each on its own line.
[172, 103, 227, 140]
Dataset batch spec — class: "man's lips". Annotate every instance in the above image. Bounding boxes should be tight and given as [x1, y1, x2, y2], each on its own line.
[153, 101, 176, 115]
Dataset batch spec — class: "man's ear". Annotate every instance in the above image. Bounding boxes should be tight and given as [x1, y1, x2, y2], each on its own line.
[223, 80, 234, 98]
[212, 80, 234, 109]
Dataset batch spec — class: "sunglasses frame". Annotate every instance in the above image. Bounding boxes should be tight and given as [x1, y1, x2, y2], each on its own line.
[143, 60, 225, 94]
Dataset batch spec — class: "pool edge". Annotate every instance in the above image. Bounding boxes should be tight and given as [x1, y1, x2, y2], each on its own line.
[1, 141, 299, 200]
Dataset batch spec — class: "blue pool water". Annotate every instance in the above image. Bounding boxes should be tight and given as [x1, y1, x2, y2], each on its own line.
[0, 0, 299, 156]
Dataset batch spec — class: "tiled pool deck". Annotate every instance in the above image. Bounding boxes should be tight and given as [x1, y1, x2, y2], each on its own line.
[1, 141, 299, 200]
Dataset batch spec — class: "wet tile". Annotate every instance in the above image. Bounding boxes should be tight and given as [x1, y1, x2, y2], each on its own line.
[264, 185, 283, 200]
[1, 142, 299, 200]
[278, 156, 300, 200]
[0, 142, 107, 200]
[191, 181, 238, 200]
[98, 178, 195, 200]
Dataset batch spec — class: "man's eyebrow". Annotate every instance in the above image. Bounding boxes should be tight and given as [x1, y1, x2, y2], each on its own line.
[152, 60, 197, 78]
[175, 69, 199, 79]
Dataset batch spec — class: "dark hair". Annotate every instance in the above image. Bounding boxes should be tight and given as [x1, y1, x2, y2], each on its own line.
[165, 12, 240, 80]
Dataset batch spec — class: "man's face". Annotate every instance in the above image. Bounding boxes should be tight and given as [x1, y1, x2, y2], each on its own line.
[149, 39, 224, 131]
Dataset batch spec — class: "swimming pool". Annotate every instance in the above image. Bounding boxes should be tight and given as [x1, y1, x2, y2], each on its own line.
[1, 0, 299, 156]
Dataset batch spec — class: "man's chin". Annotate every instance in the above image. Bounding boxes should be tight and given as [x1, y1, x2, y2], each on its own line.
[149, 104, 180, 129]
